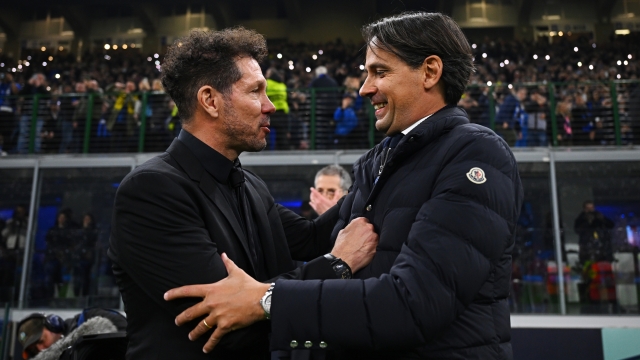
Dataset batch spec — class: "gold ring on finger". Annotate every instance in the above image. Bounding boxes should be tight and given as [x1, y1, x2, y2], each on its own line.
[203, 319, 213, 329]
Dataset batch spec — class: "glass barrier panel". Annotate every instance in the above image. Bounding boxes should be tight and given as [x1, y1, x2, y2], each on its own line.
[25, 167, 130, 309]
[0, 169, 34, 306]
[511, 162, 558, 313]
[555, 161, 640, 314]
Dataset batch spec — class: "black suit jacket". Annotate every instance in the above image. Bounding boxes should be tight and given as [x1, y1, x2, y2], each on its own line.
[108, 139, 339, 359]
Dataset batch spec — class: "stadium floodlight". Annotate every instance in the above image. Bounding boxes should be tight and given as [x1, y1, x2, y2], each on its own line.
[46, 86, 51, 91]
[41, 47, 46, 51]
[277, 53, 283, 59]
[312, 55, 318, 60]
[104, 44, 111, 50]
[113, 45, 118, 50]
[59, 46, 64, 51]
[549, 31, 557, 37]
[104, 55, 111, 60]
[617, 60, 622, 65]
[628, 54, 633, 59]
[155, 60, 160, 65]
[577, 62, 582, 67]
[288, 60, 293, 65]
[359, 64, 365, 70]
[574, 47, 578, 52]
[12, 68, 16, 72]
[288, 65, 294, 70]
[25, 61, 30, 66]
[55, 74, 60, 79]
[533, 54, 538, 60]
[305, 67, 311, 73]
[508, 84, 513, 89]
[615, 29, 630, 35]
[123, 44, 128, 49]
[486, 81, 492, 86]
[472, 44, 477, 49]
[18, 65, 22, 70]
[504, 59, 509, 65]
[27, 56, 32, 60]
[617, 74, 621, 79]
[154, 53, 159, 58]
[589, 65, 594, 70]
[0, 63, 3, 67]
[592, 43, 596, 48]
[500, 62, 504, 68]
[42, 62, 47, 66]
[558, 31, 564, 36]
[545, 55, 550, 60]
[624, 60, 629, 65]
[147, 57, 152, 62]
[318, 50, 323, 55]
[482, 53, 487, 58]
[48, 56, 53, 61]
[132, 44, 136, 48]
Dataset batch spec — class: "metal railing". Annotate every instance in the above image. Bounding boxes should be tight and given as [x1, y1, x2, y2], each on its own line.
[0, 81, 638, 155]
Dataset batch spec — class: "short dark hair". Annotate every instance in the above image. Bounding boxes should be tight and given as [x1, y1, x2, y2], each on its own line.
[362, 12, 474, 105]
[161, 27, 268, 123]
[315, 164, 352, 192]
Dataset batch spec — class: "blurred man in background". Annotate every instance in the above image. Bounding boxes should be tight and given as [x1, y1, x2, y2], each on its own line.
[309, 164, 351, 216]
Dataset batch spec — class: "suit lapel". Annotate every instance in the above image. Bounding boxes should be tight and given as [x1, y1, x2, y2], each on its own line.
[243, 179, 279, 278]
[166, 139, 256, 274]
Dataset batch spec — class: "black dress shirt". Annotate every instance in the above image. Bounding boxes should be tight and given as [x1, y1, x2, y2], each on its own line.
[177, 129, 267, 279]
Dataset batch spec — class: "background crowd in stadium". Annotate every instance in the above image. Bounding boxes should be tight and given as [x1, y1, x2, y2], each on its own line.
[1, 32, 639, 155]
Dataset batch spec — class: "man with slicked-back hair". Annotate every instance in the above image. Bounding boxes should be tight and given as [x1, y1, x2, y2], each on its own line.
[166, 13, 522, 360]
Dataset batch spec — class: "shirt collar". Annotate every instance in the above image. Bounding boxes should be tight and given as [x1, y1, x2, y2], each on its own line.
[401, 114, 433, 135]
[177, 129, 234, 184]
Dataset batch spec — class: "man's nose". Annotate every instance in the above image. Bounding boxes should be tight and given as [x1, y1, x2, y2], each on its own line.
[263, 96, 276, 114]
[359, 76, 375, 98]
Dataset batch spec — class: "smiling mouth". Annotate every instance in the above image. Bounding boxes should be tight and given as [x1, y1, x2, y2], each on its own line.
[373, 102, 387, 110]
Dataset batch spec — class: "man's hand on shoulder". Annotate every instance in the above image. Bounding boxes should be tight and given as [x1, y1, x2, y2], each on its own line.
[164, 253, 270, 354]
[330, 217, 378, 273]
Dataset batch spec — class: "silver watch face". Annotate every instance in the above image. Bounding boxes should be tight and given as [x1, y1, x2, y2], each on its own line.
[264, 293, 272, 312]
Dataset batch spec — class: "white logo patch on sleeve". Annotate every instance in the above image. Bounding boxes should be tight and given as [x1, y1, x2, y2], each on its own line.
[467, 167, 487, 184]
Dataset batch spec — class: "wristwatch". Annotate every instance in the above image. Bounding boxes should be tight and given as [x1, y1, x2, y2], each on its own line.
[324, 253, 352, 279]
[260, 283, 275, 319]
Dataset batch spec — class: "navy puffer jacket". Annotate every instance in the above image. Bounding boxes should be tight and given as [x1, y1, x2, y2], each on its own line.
[271, 106, 523, 359]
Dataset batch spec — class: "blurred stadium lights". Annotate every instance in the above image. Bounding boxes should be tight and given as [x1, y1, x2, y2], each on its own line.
[48, 56, 53, 61]
[42, 61, 47, 66]
[123, 44, 128, 49]
[533, 54, 538, 59]
[41, 46, 46, 51]
[615, 29, 630, 35]
[482, 53, 487, 58]
[277, 53, 282, 59]
[318, 50, 323, 55]
[305, 67, 311, 72]
[578, 62, 582, 67]
[558, 31, 564, 36]
[574, 47, 578, 52]
[545, 55, 550, 60]
[542, 15, 561, 21]
[104, 44, 110, 50]
[359, 64, 365, 70]
[312, 54, 317, 60]
[487, 81, 492, 86]
[113, 45, 118, 49]
[472, 43, 477, 49]
[154, 53, 159, 58]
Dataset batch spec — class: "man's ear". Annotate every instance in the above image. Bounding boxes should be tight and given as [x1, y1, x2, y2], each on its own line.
[422, 55, 443, 91]
[197, 85, 222, 119]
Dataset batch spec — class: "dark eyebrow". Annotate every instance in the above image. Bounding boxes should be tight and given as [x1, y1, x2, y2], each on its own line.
[365, 61, 387, 70]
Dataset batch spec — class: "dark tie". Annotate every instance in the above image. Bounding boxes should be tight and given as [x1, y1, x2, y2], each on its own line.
[375, 133, 404, 184]
[389, 133, 404, 149]
[229, 159, 262, 275]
